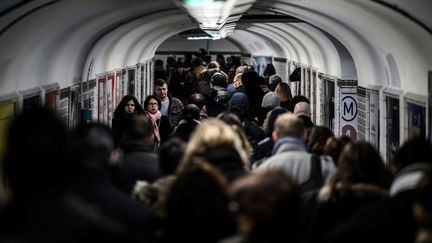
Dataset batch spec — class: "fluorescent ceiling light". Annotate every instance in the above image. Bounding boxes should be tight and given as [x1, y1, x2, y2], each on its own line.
[177, 0, 255, 39]
[187, 36, 212, 40]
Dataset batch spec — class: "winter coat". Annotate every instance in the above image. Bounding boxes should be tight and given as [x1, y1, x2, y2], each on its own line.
[256, 137, 336, 188]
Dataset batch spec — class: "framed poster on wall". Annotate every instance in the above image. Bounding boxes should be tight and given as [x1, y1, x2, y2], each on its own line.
[273, 57, 287, 82]
[385, 93, 400, 164]
[367, 87, 381, 149]
[406, 102, 426, 138]
[106, 72, 115, 127]
[69, 85, 80, 128]
[0, 93, 18, 188]
[139, 63, 146, 104]
[404, 93, 426, 139]
[80, 79, 96, 123]
[317, 73, 325, 126]
[310, 70, 317, 124]
[97, 75, 106, 124]
[300, 67, 305, 96]
[0, 93, 18, 154]
[135, 64, 141, 105]
[43, 83, 59, 111]
[147, 60, 153, 97]
[429, 71, 432, 144]
[324, 77, 335, 131]
[121, 69, 128, 99]
[115, 70, 122, 109]
[59, 87, 70, 126]
[305, 67, 311, 100]
[20, 88, 42, 111]
[127, 67, 136, 96]
[357, 86, 366, 141]
[85, 79, 97, 121]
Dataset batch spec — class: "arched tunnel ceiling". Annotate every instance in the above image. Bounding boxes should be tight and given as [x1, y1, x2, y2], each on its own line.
[0, 0, 431, 96]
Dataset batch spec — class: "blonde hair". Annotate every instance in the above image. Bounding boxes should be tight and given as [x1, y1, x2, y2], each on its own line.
[275, 82, 293, 102]
[180, 119, 250, 171]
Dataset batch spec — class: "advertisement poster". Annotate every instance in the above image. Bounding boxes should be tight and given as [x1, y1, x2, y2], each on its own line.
[305, 68, 311, 99]
[127, 68, 136, 96]
[251, 56, 272, 77]
[140, 64, 145, 104]
[147, 61, 152, 96]
[69, 85, 80, 128]
[0, 101, 15, 156]
[115, 71, 122, 109]
[406, 102, 426, 139]
[106, 73, 115, 127]
[429, 71, 432, 144]
[83, 79, 97, 121]
[44, 87, 58, 111]
[368, 89, 380, 149]
[310, 71, 317, 123]
[22, 90, 42, 111]
[135, 65, 141, 105]
[273, 58, 287, 82]
[357, 87, 366, 141]
[98, 76, 106, 124]
[121, 69, 128, 99]
[324, 79, 335, 130]
[59, 88, 70, 126]
[386, 96, 400, 163]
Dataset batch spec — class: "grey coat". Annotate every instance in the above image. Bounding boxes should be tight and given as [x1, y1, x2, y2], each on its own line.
[256, 137, 336, 186]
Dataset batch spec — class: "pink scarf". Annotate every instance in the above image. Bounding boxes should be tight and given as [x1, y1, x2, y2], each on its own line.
[147, 110, 161, 143]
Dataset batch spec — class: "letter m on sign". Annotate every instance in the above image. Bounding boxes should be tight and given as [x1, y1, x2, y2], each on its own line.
[341, 96, 357, 122]
[344, 102, 354, 116]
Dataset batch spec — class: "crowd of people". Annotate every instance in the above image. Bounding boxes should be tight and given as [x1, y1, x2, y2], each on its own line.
[0, 54, 432, 243]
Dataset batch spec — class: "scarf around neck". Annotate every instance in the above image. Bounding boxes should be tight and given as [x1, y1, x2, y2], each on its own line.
[147, 110, 161, 143]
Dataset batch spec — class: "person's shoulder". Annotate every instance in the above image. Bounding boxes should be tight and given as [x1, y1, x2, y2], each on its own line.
[171, 96, 183, 105]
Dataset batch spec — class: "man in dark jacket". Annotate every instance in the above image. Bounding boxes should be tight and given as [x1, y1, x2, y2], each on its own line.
[207, 72, 232, 117]
[113, 115, 162, 195]
[154, 79, 184, 129]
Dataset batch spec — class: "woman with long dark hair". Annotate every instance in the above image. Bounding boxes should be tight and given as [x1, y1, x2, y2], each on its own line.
[112, 95, 144, 147]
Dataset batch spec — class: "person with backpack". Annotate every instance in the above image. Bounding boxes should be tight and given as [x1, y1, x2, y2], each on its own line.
[255, 113, 336, 193]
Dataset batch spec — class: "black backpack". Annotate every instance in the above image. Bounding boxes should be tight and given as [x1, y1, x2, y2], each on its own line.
[301, 154, 324, 193]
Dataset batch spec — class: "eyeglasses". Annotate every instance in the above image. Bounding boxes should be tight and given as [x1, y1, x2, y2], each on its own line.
[148, 102, 158, 106]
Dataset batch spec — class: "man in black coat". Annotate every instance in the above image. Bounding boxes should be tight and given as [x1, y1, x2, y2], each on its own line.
[69, 123, 153, 242]
[113, 114, 162, 195]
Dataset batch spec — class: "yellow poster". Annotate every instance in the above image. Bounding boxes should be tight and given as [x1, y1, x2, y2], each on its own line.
[0, 102, 15, 196]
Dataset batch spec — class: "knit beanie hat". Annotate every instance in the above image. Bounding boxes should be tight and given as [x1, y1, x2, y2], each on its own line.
[261, 92, 280, 109]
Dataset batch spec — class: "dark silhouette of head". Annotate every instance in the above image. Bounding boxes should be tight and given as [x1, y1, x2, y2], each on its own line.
[159, 137, 186, 175]
[288, 95, 310, 112]
[392, 137, 432, 173]
[308, 126, 334, 155]
[69, 123, 116, 173]
[228, 169, 303, 243]
[189, 93, 207, 111]
[332, 141, 392, 189]
[181, 104, 200, 122]
[3, 107, 69, 197]
[123, 114, 154, 145]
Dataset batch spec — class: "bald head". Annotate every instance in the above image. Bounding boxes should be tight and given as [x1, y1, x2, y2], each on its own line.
[236, 65, 246, 74]
[273, 113, 305, 140]
[294, 101, 311, 117]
